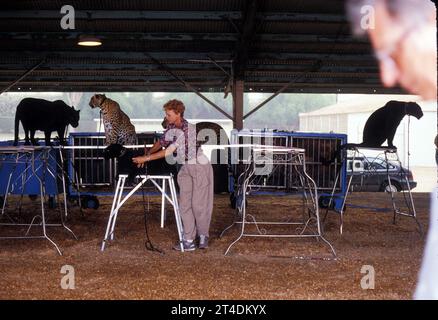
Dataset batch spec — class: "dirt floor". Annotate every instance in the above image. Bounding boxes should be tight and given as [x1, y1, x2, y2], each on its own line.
[0, 191, 431, 300]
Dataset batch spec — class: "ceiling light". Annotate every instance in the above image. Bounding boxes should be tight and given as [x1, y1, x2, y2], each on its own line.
[78, 35, 102, 47]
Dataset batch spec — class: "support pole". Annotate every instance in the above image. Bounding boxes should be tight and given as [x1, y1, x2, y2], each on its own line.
[233, 80, 244, 130]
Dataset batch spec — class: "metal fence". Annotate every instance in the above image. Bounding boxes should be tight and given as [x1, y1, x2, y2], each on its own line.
[69, 132, 160, 188]
[230, 130, 347, 193]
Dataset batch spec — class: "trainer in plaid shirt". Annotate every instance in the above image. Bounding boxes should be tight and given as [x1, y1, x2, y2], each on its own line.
[133, 99, 214, 252]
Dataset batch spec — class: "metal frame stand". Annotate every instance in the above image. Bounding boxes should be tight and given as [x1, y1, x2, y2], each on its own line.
[324, 146, 422, 234]
[57, 146, 84, 218]
[220, 145, 336, 258]
[101, 174, 184, 251]
[0, 146, 77, 255]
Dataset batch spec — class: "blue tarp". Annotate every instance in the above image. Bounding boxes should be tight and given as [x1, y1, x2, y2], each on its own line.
[0, 141, 59, 196]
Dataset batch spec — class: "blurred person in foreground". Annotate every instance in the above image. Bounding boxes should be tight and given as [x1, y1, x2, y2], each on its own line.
[346, 0, 436, 100]
[346, 0, 437, 299]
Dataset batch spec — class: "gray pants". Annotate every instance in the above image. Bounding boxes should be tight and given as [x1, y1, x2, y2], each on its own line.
[177, 155, 214, 240]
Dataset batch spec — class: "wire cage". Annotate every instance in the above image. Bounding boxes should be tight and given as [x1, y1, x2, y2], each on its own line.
[229, 130, 347, 194]
[68, 132, 161, 190]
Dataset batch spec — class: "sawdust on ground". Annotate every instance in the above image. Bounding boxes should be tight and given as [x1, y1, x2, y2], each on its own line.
[0, 191, 431, 300]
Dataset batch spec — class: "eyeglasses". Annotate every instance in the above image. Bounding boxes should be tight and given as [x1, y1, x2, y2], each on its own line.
[373, 23, 419, 68]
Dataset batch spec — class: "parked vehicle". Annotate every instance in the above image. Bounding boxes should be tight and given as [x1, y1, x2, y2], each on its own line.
[346, 156, 417, 192]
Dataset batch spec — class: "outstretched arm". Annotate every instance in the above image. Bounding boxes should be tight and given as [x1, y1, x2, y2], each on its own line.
[145, 140, 162, 155]
[133, 144, 177, 168]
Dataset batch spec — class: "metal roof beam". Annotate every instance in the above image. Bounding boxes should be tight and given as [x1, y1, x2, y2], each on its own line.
[0, 41, 236, 53]
[0, 80, 225, 87]
[0, 10, 242, 20]
[0, 59, 45, 95]
[0, 86, 404, 95]
[245, 81, 384, 87]
[0, 69, 380, 78]
[147, 53, 233, 120]
[0, 69, 227, 76]
[0, 67, 380, 75]
[0, 51, 376, 61]
[251, 53, 376, 61]
[0, 32, 366, 44]
[0, 64, 233, 71]
[1, 88, 403, 94]
[0, 76, 381, 83]
[243, 61, 323, 120]
[233, 0, 259, 79]
[0, 11, 345, 22]
[260, 13, 346, 23]
[0, 32, 239, 42]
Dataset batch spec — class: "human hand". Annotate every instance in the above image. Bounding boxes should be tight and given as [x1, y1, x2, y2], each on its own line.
[132, 155, 150, 168]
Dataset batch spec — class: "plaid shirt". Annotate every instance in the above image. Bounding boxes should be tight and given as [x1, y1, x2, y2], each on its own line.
[159, 118, 199, 162]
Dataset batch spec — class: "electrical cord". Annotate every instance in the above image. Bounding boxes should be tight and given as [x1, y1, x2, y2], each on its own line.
[138, 165, 164, 255]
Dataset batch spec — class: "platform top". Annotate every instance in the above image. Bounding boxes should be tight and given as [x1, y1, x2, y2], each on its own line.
[0, 145, 47, 153]
[118, 174, 174, 179]
[345, 145, 398, 152]
[205, 144, 306, 153]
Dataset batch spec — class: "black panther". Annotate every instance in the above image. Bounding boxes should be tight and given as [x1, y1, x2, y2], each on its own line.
[103, 143, 178, 182]
[14, 98, 80, 146]
[361, 100, 423, 148]
[321, 101, 423, 164]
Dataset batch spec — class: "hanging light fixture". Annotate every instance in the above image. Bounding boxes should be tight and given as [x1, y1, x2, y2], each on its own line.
[77, 34, 102, 47]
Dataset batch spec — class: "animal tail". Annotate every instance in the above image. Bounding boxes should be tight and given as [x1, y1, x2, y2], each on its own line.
[320, 143, 362, 165]
[13, 103, 20, 146]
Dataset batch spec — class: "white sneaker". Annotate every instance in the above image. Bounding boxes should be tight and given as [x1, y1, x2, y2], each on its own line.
[173, 240, 196, 251]
[198, 235, 209, 249]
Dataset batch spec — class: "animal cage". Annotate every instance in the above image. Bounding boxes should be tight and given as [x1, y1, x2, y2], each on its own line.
[229, 130, 347, 195]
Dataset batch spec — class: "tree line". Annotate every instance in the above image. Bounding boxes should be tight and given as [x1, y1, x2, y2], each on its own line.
[0, 92, 335, 131]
